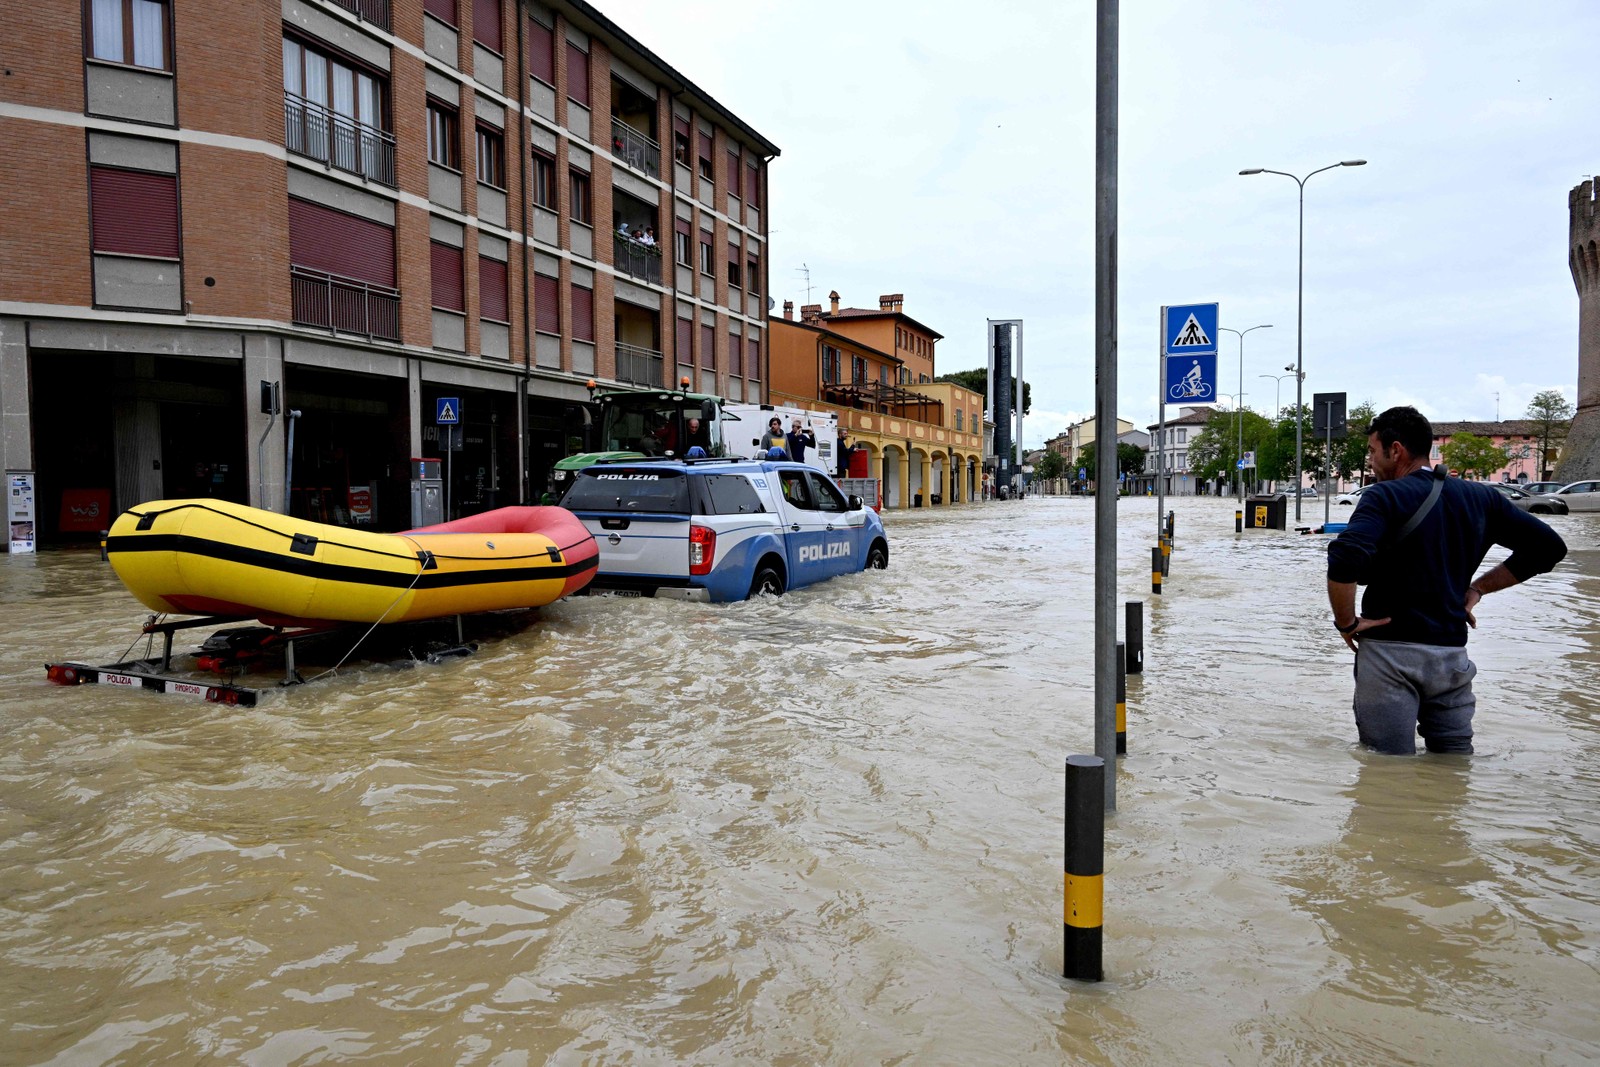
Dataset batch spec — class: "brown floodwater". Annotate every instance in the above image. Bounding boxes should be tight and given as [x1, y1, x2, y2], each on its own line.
[1, 497, 1597, 1065]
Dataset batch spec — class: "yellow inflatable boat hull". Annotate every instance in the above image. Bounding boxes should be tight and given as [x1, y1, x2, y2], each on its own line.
[107, 499, 598, 626]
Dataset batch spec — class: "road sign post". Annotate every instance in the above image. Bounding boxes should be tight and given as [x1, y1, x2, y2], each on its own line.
[1157, 302, 1218, 541]
[437, 398, 461, 520]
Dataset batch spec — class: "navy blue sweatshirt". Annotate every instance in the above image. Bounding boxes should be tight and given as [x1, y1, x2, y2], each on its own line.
[1326, 469, 1567, 647]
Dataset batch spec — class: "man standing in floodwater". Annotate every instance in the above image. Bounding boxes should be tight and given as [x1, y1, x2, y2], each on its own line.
[1326, 406, 1567, 754]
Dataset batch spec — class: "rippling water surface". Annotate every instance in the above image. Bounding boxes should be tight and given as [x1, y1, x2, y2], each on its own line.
[2, 498, 1597, 1065]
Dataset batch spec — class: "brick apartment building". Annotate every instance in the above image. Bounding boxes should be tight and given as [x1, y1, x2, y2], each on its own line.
[768, 292, 984, 507]
[0, 0, 777, 541]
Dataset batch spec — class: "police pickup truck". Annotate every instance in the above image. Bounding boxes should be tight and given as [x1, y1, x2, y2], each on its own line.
[559, 457, 888, 601]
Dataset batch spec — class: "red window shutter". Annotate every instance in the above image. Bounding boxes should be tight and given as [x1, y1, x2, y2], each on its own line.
[566, 43, 589, 107]
[697, 130, 712, 162]
[571, 285, 594, 341]
[90, 167, 179, 258]
[729, 333, 740, 374]
[528, 17, 553, 83]
[701, 323, 715, 369]
[288, 198, 395, 287]
[479, 256, 508, 321]
[473, 0, 502, 52]
[747, 338, 760, 379]
[430, 241, 463, 311]
[676, 317, 692, 363]
[674, 216, 690, 237]
[726, 150, 740, 197]
[674, 114, 691, 139]
[534, 273, 559, 334]
[424, 0, 456, 25]
[746, 161, 761, 208]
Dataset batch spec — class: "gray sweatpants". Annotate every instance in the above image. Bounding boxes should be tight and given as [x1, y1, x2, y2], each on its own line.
[1352, 640, 1477, 755]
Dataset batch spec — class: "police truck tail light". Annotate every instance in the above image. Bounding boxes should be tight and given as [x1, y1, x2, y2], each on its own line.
[688, 525, 716, 575]
[47, 665, 80, 685]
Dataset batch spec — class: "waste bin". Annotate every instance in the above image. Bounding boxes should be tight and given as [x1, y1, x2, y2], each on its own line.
[1244, 493, 1287, 530]
[410, 457, 443, 527]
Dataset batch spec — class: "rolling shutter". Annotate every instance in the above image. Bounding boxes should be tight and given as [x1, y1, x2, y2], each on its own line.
[676, 316, 692, 364]
[534, 272, 559, 334]
[90, 167, 179, 258]
[747, 338, 760, 379]
[528, 16, 553, 83]
[430, 241, 463, 311]
[726, 150, 740, 197]
[424, 0, 456, 24]
[571, 284, 594, 342]
[566, 43, 589, 106]
[473, 0, 502, 52]
[746, 161, 760, 208]
[289, 198, 395, 287]
[701, 323, 715, 370]
[479, 256, 508, 322]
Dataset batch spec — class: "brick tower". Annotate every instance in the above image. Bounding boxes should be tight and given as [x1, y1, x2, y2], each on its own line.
[1560, 179, 1600, 480]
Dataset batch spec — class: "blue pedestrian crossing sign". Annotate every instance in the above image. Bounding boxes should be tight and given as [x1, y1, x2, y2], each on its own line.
[436, 397, 461, 424]
[1163, 303, 1219, 356]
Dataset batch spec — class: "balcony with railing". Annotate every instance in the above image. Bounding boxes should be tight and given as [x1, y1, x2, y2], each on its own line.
[610, 117, 660, 179]
[284, 92, 397, 188]
[615, 343, 663, 387]
[291, 267, 400, 342]
[324, 0, 391, 30]
[613, 233, 663, 285]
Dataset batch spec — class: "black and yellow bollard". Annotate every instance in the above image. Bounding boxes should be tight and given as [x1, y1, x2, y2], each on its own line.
[1235, 509, 1243, 533]
[1125, 601, 1143, 674]
[1064, 754, 1105, 982]
[99, 529, 109, 562]
[1151, 546, 1162, 595]
[1116, 641, 1127, 755]
[1160, 535, 1171, 577]
[1165, 510, 1175, 542]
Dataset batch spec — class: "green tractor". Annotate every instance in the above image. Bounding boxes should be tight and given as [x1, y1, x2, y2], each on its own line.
[545, 386, 733, 502]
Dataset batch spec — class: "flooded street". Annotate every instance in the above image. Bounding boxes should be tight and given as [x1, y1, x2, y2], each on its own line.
[2, 497, 1598, 1065]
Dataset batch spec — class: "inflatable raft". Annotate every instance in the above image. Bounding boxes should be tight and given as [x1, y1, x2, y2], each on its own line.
[106, 499, 598, 626]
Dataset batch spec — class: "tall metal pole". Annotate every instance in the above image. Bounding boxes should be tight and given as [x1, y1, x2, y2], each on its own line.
[1094, 0, 1119, 811]
[1155, 309, 1165, 540]
[1221, 325, 1271, 501]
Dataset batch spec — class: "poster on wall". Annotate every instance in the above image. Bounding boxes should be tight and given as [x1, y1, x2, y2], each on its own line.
[8, 471, 37, 554]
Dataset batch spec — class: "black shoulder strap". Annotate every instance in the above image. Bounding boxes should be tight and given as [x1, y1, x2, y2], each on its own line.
[1396, 464, 1447, 541]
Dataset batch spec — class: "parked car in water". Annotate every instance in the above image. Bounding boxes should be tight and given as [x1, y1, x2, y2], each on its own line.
[1335, 486, 1367, 505]
[1552, 480, 1600, 512]
[1490, 482, 1569, 515]
[1519, 481, 1565, 495]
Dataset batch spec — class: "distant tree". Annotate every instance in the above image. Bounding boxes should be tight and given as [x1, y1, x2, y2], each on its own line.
[1525, 389, 1573, 479]
[1075, 442, 1097, 481]
[1337, 401, 1378, 484]
[934, 368, 1032, 416]
[1035, 450, 1065, 481]
[1188, 408, 1275, 487]
[1441, 432, 1510, 480]
[1117, 442, 1147, 478]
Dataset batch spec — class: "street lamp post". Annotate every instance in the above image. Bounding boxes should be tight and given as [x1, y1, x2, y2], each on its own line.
[1220, 324, 1272, 502]
[1239, 159, 1366, 521]
[1219, 392, 1248, 497]
[1258, 368, 1299, 492]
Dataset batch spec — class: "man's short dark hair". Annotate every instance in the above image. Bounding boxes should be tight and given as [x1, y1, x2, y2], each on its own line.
[1369, 406, 1433, 460]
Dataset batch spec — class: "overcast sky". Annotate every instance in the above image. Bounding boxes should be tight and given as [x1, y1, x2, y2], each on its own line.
[602, 0, 1599, 447]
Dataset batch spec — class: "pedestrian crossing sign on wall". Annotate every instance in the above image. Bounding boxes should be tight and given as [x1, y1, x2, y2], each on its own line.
[1162, 303, 1219, 356]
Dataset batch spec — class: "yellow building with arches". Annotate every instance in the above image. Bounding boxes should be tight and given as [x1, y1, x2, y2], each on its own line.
[768, 294, 984, 508]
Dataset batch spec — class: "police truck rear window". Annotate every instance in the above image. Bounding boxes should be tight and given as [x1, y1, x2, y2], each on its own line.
[563, 469, 691, 513]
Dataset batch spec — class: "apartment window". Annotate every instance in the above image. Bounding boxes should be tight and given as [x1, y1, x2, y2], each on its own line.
[90, 166, 178, 258]
[430, 241, 464, 312]
[728, 333, 740, 376]
[534, 272, 559, 334]
[699, 231, 713, 276]
[572, 284, 594, 342]
[701, 323, 716, 370]
[674, 226, 691, 267]
[822, 345, 840, 384]
[747, 337, 760, 380]
[283, 37, 393, 185]
[697, 130, 713, 182]
[569, 169, 591, 224]
[727, 244, 742, 289]
[746, 160, 761, 208]
[531, 150, 555, 208]
[424, 0, 456, 25]
[673, 114, 691, 165]
[566, 43, 590, 107]
[479, 256, 508, 322]
[1176, 451, 1187, 469]
[473, 0, 502, 52]
[89, 0, 169, 70]
[476, 125, 504, 189]
[1177, 428, 1187, 444]
[726, 149, 741, 198]
[746, 256, 759, 297]
[852, 355, 867, 383]
[427, 100, 458, 169]
[956, 410, 964, 431]
[676, 316, 692, 364]
[528, 15, 554, 83]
